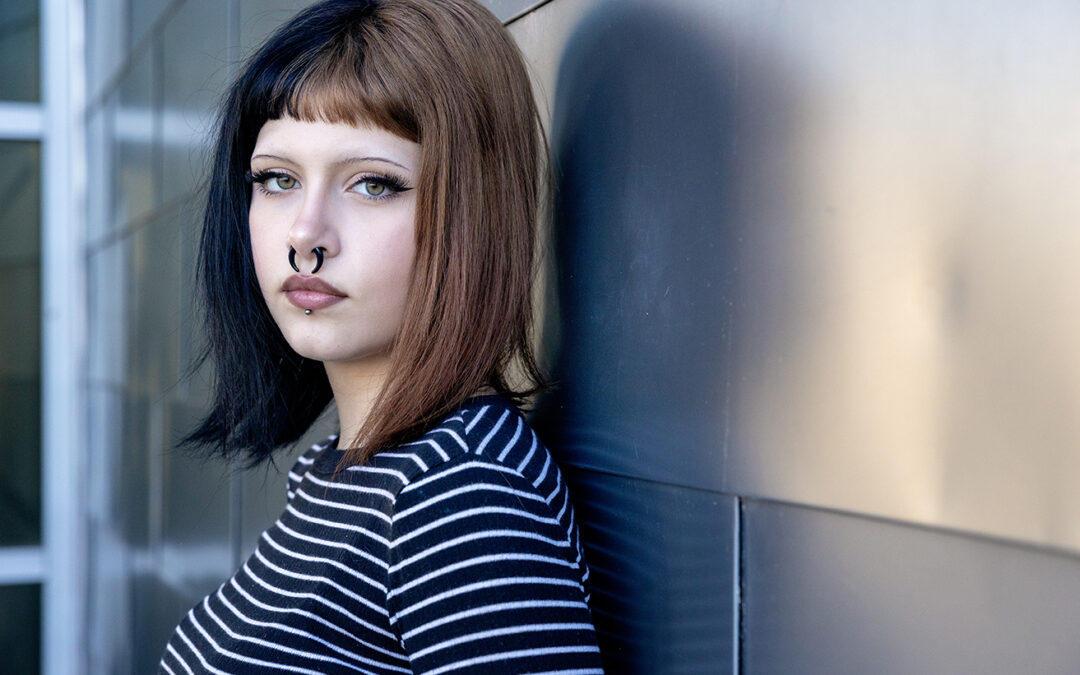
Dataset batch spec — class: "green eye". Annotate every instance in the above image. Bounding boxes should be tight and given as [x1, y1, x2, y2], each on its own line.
[248, 170, 299, 194]
[360, 181, 386, 196]
[272, 175, 297, 190]
[349, 174, 412, 200]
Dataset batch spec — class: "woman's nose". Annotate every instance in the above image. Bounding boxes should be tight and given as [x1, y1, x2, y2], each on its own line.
[288, 193, 339, 269]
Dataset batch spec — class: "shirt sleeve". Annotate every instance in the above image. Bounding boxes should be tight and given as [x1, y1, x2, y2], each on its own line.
[387, 456, 604, 674]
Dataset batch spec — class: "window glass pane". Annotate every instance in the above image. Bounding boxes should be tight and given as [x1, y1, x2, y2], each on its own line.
[0, 0, 40, 102]
[0, 584, 41, 673]
[0, 140, 41, 546]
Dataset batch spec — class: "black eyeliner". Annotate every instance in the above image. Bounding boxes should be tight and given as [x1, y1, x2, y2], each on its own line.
[248, 169, 289, 184]
[352, 171, 414, 198]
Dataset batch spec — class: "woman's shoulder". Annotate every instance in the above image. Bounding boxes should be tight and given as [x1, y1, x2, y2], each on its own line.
[289, 395, 559, 504]
[285, 434, 339, 502]
[379, 394, 567, 511]
[408, 394, 549, 471]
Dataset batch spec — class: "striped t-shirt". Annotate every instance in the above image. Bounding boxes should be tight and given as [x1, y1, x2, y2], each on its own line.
[159, 395, 602, 674]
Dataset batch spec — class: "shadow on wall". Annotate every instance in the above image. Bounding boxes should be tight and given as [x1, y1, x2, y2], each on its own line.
[533, 2, 790, 671]
[534, 0, 1080, 673]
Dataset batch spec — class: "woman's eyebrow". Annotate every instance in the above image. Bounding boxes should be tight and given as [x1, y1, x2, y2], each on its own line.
[249, 153, 412, 172]
[331, 155, 413, 172]
[249, 153, 290, 164]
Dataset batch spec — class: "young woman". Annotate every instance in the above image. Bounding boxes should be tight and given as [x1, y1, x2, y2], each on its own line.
[158, 1, 602, 672]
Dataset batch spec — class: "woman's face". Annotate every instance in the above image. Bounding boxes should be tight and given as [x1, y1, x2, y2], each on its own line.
[248, 116, 421, 368]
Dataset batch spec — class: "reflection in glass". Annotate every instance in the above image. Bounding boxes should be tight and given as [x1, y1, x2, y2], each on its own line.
[0, 0, 40, 102]
[0, 140, 41, 546]
[0, 584, 41, 672]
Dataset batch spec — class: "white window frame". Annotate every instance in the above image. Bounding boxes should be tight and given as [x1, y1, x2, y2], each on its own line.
[0, 0, 87, 673]
[42, 0, 88, 670]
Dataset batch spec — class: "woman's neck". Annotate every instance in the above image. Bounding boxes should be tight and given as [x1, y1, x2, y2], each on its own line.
[323, 354, 392, 448]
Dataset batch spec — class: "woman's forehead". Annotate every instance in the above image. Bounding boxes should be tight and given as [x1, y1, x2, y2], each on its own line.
[252, 117, 421, 170]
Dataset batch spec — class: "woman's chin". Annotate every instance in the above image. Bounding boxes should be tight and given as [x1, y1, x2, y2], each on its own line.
[281, 333, 393, 372]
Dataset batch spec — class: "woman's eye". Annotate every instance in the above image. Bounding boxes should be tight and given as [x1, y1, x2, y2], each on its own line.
[248, 170, 299, 194]
[355, 180, 388, 197]
[350, 174, 411, 200]
[268, 175, 297, 191]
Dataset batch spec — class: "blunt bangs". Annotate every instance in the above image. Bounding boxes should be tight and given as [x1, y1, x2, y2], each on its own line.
[239, 2, 420, 146]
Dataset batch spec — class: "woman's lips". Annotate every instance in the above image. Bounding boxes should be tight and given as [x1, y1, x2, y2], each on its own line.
[282, 275, 346, 311]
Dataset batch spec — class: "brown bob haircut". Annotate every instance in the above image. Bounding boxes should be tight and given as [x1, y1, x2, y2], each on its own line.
[186, 0, 545, 467]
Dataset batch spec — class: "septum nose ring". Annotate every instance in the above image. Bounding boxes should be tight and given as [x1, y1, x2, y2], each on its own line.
[289, 247, 325, 274]
[289, 247, 326, 315]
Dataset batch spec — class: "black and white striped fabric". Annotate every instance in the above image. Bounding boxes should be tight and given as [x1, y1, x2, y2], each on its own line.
[159, 395, 602, 674]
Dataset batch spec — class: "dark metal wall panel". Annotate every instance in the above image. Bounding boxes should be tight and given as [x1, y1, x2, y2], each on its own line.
[535, 0, 1080, 553]
[559, 468, 737, 674]
[741, 500, 1080, 674]
[527, 0, 1080, 669]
